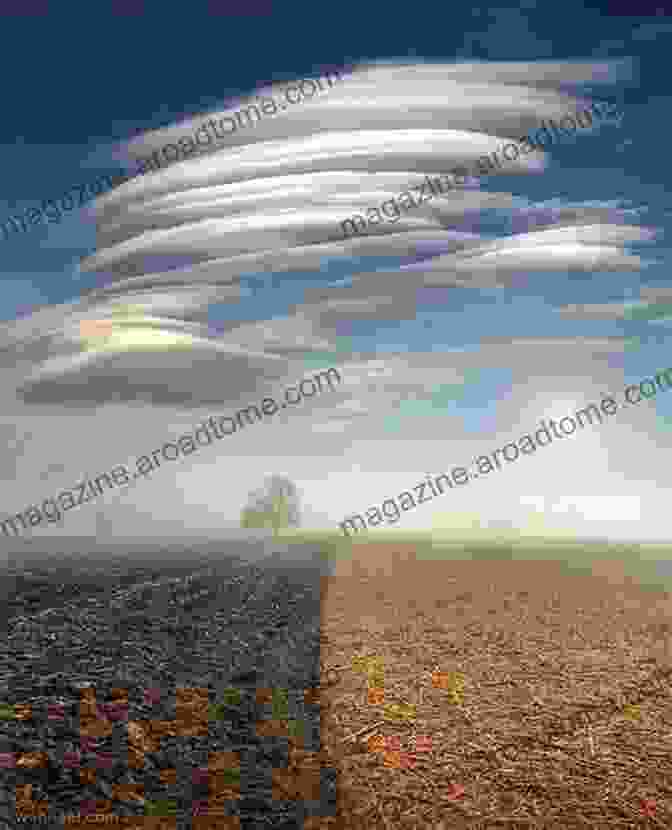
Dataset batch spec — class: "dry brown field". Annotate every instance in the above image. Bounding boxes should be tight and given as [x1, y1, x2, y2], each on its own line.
[308, 542, 672, 829]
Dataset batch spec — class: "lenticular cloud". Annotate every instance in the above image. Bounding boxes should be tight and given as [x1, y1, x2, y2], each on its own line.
[14, 58, 657, 410]
[81, 58, 651, 285]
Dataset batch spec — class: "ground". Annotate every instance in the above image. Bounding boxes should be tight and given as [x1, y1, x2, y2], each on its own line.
[314, 542, 672, 829]
[4, 539, 672, 828]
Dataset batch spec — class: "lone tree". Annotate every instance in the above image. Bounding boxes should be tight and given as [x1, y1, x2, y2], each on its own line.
[240, 476, 301, 537]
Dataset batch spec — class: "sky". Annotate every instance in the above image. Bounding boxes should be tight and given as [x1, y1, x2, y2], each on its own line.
[0, 3, 671, 545]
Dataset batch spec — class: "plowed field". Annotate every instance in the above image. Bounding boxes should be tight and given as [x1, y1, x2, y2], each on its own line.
[315, 544, 672, 829]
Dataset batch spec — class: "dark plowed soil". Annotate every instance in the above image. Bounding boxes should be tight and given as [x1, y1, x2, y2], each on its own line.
[0, 545, 337, 829]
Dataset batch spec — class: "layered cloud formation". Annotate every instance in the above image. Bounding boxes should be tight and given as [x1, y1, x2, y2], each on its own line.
[0, 58, 665, 541]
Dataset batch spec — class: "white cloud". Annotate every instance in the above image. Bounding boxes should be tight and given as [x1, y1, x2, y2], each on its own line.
[0, 57, 666, 547]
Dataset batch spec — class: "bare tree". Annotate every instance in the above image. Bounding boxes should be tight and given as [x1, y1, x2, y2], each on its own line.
[240, 476, 301, 537]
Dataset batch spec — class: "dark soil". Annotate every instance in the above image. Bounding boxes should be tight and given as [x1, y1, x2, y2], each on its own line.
[0, 543, 338, 829]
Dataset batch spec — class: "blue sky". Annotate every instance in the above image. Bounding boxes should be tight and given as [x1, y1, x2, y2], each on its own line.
[0, 4, 671, 543]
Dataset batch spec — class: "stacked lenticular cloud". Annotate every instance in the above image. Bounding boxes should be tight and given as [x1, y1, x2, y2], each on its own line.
[80, 58, 648, 301]
[8, 58, 656, 415]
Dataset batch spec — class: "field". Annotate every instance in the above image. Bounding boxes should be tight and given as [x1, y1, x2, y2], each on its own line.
[0, 540, 333, 827]
[2, 531, 671, 827]
[295, 530, 672, 829]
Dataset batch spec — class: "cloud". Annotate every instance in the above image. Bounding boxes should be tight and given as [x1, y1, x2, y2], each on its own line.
[0, 56, 666, 544]
[113, 60, 616, 172]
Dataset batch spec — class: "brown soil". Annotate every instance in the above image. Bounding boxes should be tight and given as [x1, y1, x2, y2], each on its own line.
[311, 543, 672, 829]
